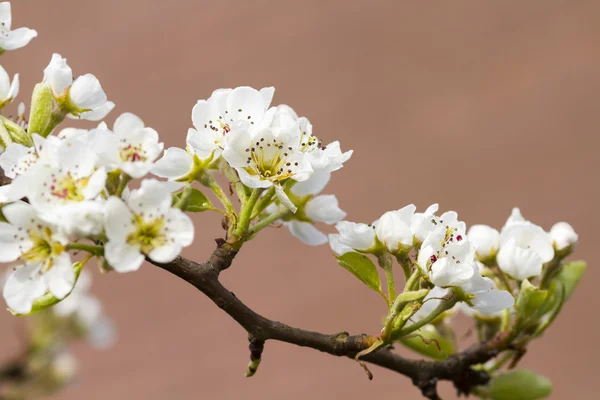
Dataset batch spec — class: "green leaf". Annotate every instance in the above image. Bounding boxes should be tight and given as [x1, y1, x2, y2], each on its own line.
[489, 370, 552, 400]
[172, 187, 212, 212]
[336, 252, 382, 294]
[399, 324, 455, 361]
[556, 260, 586, 299]
[28, 83, 54, 138]
[516, 280, 547, 319]
[10, 261, 85, 317]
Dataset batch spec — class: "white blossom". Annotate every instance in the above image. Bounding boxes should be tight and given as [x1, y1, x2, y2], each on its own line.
[0, 2, 37, 52]
[0, 202, 74, 314]
[329, 221, 376, 254]
[91, 112, 164, 178]
[0, 64, 18, 108]
[458, 263, 514, 315]
[43, 53, 114, 121]
[497, 209, 554, 280]
[187, 86, 275, 159]
[549, 222, 578, 251]
[468, 224, 500, 260]
[374, 204, 416, 253]
[222, 124, 313, 212]
[410, 203, 439, 243]
[104, 179, 194, 272]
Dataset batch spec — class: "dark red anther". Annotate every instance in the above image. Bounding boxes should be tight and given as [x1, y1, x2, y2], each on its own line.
[457, 235, 463, 241]
[430, 255, 437, 263]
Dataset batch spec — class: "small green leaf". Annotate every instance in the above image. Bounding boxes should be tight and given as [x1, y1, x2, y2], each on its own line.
[400, 324, 455, 361]
[516, 280, 547, 319]
[173, 187, 212, 212]
[336, 252, 382, 294]
[489, 370, 552, 400]
[28, 83, 54, 138]
[556, 260, 586, 299]
[10, 261, 85, 317]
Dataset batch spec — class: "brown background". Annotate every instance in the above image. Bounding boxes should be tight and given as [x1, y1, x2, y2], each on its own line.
[2, 0, 599, 399]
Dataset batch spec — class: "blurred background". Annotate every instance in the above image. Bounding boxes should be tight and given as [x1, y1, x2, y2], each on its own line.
[2, 0, 599, 398]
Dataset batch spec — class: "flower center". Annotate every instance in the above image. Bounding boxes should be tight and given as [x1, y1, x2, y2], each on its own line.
[244, 138, 299, 182]
[299, 133, 321, 153]
[120, 143, 147, 163]
[21, 227, 65, 272]
[50, 173, 89, 201]
[127, 215, 167, 254]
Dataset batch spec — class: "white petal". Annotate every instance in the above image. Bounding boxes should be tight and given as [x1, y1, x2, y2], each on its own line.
[328, 234, 353, 256]
[70, 74, 107, 110]
[430, 258, 475, 287]
[128, 179, 173, 217]
[186, 128, 220, 159]
[550, 222, 578, 250]
[305, 194, 346, 224]
[471, 290, 515, 315]
[43, 54, 73, 96]
[44, 253, 75, 299]
[74, 101, 115, 122]
[222, 127, 252, 168]
[2, 200, 37, 227]
[288, 221, 328, 246]
[113, 112, 144, 136]
[0, 2, 11, 29]
[104, 197, 134, 241]
[275, 184, 297, 213]
[191, 99, 221, 132]
[7, 72, 18, 100]
[148, 243, 182, 263]
[0, 142, 30, 178]
[152, 147, 194, 180]
[165, 208, 194, 247]
[468, 225, 500, 259]
[0, 222, 22, 262]
[226, 86, 265, 122]
[237, 168, 273, 188]
[3, 264, 48, 314]
[105, 241, 145, 273]
[0, 65, 10, 100]
[335, 221, 376, 251]
[0, 27, 37, 51]
[291, 169, 331, 196]
[259, 87, 275, 110]
[82, 167, 107, 199]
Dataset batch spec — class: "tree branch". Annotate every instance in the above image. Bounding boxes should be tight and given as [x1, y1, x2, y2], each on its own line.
[150, 241, 507, 399]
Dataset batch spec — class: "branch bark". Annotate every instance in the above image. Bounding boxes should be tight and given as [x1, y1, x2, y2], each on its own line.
[150, 241, 506, 399]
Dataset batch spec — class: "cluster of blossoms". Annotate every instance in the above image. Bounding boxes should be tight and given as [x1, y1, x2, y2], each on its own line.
[0, 3, 585, 398]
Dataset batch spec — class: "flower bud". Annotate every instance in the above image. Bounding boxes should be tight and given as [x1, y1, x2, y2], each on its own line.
[549, 222, 578, 251]
[468, 224, 500, 261]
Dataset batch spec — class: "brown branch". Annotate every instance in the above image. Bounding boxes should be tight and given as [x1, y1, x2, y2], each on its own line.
[150, 241, 507, 399]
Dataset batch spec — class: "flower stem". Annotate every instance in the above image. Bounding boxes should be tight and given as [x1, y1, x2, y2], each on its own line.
[219, 160, 247, 203]
[395, 291, 459, 339]
[250, 186, 276, 219]
[115, 173, 131, 198]
[234, 188, 263, 239]
[66, 243, 105, 256]
[249, 208, 292, 235]
[378, 253, 395, 304]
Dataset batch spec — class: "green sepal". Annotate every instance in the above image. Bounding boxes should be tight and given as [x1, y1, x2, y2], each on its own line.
[555, 260, 586, 299]
[336, 252, 382, 295]
[399, 324, 455, 361]
[172, 187, 212, 212]
[488, 370, 552, 400]
[104, 170, 122, 196]
[28, 83, 54, 138]
[9, 261, 86, 317]
[515, 280, 548, 319]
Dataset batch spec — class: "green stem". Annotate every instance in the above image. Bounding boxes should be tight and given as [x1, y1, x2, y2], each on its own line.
[405, 268, 422, 292]
[249, 208, 291, 235]
[115, 173, 131, 198]
[174, 185, 193, 210]
[66, 243, 104, 256]
[233, 188, 263, 239]
[378, 253, 395, 304]
[397, 254, 412, 282]
[199, 173, 235, 216]
[395, 291, 459, 338]
[251, 186, 276, 219]
[539, 256, 564, 289]
[220, 161, 247, 203]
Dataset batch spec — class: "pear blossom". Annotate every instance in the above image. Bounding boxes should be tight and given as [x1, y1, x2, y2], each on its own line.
[43, 53, 115, 121]
[458, 263, 514, 315]
[0, 2, 37, 52]
[0, 201, 75, 314]
[374, 204, 416, 253]
[222, 124, 313, 212]
[0, 134, 61, 203]
[103, 179, 194, 272]
[549, 222, 578, 251]
[416, 212, 474, 288]
[187, 86, 275, 159]
[329, 221, 377, 255]
[497, 209, 554, 280]
[152, 147, 197, 181]
[0, 64, 18, 109]
[27, 137, 107, 214]
[468, 224, 500, 260]
[87, 112, 164, 178]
